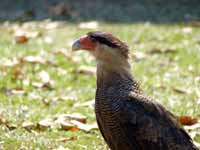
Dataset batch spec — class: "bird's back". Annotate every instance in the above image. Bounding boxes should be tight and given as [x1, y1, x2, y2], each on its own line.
[95, 85, 198, 150]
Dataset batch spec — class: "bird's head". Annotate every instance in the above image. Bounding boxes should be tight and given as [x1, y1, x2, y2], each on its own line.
[72, 31, 129, 65]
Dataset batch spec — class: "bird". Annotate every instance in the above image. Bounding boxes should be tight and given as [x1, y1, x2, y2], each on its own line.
[72, 31, 199, 150]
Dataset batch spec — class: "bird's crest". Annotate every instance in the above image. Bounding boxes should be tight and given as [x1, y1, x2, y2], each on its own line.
[87, 31, 129, 58]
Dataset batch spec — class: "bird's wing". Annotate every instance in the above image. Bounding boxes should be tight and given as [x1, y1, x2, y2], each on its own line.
[117, 92, 198, 150]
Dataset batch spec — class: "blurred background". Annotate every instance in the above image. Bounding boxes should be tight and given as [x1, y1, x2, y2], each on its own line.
[0, 0, 200, 23]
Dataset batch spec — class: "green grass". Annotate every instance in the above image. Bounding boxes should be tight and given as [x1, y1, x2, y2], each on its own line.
[0, 21, 200, 150]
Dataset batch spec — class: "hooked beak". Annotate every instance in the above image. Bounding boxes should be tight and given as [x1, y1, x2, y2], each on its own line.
[72, 39, 82, 51]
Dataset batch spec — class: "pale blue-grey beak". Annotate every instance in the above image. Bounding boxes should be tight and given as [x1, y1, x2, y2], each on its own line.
[72, 39, 82, 51]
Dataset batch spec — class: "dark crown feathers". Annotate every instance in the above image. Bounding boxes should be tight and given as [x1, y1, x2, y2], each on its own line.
[87, 31, 129, 58]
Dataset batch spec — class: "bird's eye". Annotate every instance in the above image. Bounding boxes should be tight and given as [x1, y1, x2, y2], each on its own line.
[90, 37, 97, 43]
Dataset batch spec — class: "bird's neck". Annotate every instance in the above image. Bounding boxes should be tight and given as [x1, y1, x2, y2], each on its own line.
[96, 60, 141, 93]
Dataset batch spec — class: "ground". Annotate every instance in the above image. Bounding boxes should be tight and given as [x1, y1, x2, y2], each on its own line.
[0, 1, 200, 148]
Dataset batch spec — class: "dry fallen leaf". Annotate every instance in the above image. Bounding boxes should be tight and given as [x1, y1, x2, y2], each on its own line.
[78, 21, 99, 30]
[75, 66, 96, 75]
[39, 71, 50, 83]
[10, 88, 26, 95]
[178, 116, 198, 126]
[23, 56, 46, 65]
[0, 117, 7, 125]
[54, 145, 71, 150]
[1, 87, 26, 96]
[60, 120, 78, 131]
[6, 123, 17, 130]
[37, 118, 53, 130]
[14, 30, 29, 44]
[184, 121, 200, 130]
[32, 82, 51, 89]
[55, 113, 87, 124]
[172, 87, 189, 94]
[148, 48, 177, 54]
[32, 71, 53, 89]
[70, 120, 98, 132]
[22, 121, 35, 130]
[65, 114, 87, 124]
[11, 68, 23, 80]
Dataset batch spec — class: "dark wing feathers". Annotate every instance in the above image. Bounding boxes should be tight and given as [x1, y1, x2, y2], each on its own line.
[118, 93, 198, 150]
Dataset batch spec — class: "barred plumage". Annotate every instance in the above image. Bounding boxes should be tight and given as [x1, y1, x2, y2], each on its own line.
[72, 31, 199, 150]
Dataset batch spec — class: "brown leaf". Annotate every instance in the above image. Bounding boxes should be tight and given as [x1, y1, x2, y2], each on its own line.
[12, 68, 23, 79]
[70, 120, 98, 132]
[0, 117, 8, 125]
[66, 114, 87, 124]
[55, 113, 87, 124]
[60, 120, 78, 131]
[14, 30, 29, 44]
[148, 48, 177, 54]
[32, 82, 51, 89]
[6, 123, 17, 130]
[42, 99, 51, 106]
[37, 119, 53, 130]
[22, 121, 35, 130]
[1, 87, 26, 96]
[178, 116, 198, 126]
[23, 56, 46, 64]
[10, 88, 26, 95]
[172, 87, 189, 94]
[75, 66, 96, 75]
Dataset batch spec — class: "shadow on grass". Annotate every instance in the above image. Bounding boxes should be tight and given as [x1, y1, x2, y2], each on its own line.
[0, 0, 200, 23]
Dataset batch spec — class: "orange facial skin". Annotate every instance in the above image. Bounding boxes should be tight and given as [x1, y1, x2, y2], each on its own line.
[79, 36, 96, 51]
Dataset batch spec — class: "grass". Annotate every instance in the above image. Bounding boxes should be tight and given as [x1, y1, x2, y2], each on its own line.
[0, 21, 200, 150]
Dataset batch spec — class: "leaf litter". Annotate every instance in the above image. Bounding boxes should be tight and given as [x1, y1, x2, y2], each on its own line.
[3, 113, 98, 133]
